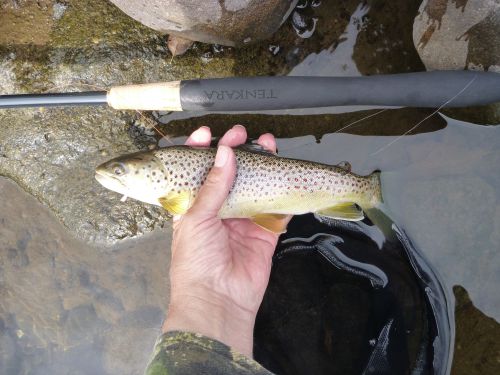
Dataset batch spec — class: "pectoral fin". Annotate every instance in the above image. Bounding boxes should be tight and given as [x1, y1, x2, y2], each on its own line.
[317, 203, 364, 221]
[158, 191, 191, 215]
[251, 214, 289, 234]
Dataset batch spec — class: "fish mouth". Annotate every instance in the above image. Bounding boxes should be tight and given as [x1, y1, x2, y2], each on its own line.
[95, 170, 126, 190]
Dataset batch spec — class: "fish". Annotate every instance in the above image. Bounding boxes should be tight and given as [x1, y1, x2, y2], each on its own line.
[95, 145, 383, 234]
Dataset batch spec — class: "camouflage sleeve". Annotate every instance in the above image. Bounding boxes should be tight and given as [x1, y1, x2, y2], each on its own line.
[145, 331, 275, 375]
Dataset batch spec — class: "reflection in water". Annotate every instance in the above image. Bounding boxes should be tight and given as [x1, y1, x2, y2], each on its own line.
[289, 3, 369, 76]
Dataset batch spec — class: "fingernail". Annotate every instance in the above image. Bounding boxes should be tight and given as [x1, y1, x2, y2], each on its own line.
[232, 124, 245, 130]
[190, 127, 209, 142]
[214, 145, 230, 167]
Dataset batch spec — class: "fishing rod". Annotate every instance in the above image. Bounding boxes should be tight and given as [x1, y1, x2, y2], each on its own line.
[1, 70, 499, 111]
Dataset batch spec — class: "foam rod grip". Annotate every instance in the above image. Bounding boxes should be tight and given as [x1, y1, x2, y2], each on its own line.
[107, 81, 182, 111]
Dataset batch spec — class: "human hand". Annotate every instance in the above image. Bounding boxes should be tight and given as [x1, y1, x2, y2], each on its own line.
[162, 125, 287, 358]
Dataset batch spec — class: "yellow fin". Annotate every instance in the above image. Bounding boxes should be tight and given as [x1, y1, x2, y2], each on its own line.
[251, 214, 289, 234]
[317, 203, 364, 221]
[158, 191, 191, 215]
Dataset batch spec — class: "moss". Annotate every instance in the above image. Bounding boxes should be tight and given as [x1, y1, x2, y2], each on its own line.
[50, 0, 160, 48]
[0, 0, 53, 46]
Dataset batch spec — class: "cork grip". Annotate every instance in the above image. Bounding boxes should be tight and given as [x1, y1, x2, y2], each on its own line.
[107, 81, 182, 111]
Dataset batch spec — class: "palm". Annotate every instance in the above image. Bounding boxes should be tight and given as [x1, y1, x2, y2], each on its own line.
[172, 125, 282, 314]
[224, 219, 278, 306]
[172, 215, 278, 314]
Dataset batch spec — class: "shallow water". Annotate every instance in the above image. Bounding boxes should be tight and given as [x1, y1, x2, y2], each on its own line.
[0, 177, 172, 375]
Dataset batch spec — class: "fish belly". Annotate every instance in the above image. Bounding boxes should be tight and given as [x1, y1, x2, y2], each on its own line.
[219, 189, 341, 219]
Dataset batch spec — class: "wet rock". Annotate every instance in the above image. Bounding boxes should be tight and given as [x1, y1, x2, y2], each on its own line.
[452, 286, 500, 375]
[414, 0, 500, 71]
[413, 0, 500, 123]
[109, 0, 299, 47]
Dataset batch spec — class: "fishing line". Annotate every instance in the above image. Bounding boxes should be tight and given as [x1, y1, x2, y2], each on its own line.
[370, 74, 478, 156]
[332, 108, 388, 134]
[278, 108, 388, 154]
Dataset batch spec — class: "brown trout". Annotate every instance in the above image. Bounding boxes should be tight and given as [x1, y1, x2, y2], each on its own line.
[95, 145, 382, 233]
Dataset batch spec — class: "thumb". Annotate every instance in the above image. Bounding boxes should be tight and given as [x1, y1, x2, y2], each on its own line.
[189, 145, 236, 217]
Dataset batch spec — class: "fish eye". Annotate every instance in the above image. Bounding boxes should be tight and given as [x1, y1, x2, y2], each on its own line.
[110, 163, 126, 176]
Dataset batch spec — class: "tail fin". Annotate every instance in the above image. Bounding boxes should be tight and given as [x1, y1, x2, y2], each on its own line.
[365, 207, 395, 242]
[362, 171, 395, 242]
[369, 171, 383, 207]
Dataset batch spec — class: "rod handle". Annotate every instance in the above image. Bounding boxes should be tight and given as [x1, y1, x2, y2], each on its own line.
[107, 81, 182, 111]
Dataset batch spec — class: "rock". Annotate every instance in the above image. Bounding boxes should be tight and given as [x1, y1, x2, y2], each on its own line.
[414, 0, 500, 71]
[167, 35, 194, 56]
[452, 286, 500, 375]
[109, 0, 299, 47]
[413, 0, 500, 123]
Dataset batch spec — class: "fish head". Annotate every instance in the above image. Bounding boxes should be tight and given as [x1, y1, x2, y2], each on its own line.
[95, 152, 168, 205]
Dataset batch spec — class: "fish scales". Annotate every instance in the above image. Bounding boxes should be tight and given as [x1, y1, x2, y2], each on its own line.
[95, 145, 382, 232]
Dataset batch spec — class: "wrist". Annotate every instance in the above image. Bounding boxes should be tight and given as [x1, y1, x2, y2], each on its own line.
[162, 291, 256, 357]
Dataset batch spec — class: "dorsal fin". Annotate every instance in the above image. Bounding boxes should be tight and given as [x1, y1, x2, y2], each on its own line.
[237, 143, 275, 156]
[336, 161, 352, 172]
